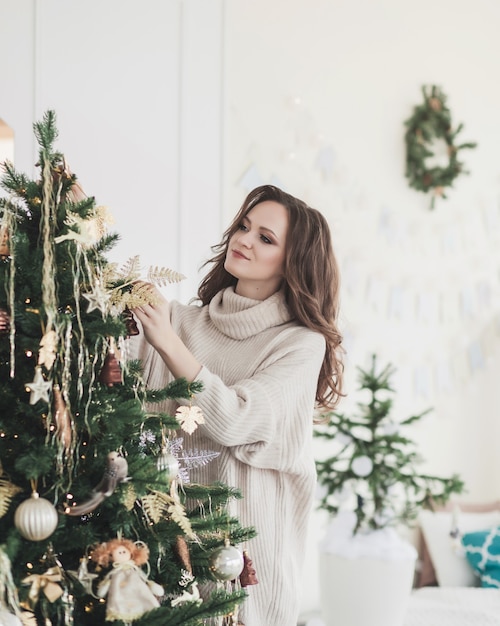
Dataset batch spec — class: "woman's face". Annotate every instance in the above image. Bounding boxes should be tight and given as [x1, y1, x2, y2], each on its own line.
[224, 200, 289, 300]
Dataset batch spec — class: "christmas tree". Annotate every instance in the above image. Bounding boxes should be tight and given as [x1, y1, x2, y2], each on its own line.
[0, 111, 256, 626]
[314, 354, 464, 533]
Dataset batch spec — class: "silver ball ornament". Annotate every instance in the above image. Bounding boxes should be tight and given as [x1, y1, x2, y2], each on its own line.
[156, 450, 180, 483]
[209, 544, 244, 581]
[14, 492, 59, 541]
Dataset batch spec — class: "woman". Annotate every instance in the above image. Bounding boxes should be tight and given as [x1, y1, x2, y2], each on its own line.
[130, 184, 343, 625]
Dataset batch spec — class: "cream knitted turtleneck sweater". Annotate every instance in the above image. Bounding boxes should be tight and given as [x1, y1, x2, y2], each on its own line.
[129, 287, 325, 626]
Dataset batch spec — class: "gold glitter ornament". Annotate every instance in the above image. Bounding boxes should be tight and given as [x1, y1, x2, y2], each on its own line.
[0, 462, 22, 518]
[122, 483, 137, 511]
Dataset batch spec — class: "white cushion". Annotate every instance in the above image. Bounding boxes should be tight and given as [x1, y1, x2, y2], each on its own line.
[418, 509, 500, 587]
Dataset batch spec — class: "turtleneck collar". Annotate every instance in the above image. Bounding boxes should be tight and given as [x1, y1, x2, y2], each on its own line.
[208, 286, 293, 340]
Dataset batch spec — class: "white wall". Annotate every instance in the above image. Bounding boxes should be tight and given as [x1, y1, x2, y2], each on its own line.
[1, 0, 500, 618]
[0, 0, 223, 301]
[223, 0, 500, 614]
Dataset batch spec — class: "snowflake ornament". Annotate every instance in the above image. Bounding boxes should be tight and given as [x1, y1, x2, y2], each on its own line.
[175, 405, 205, 435]
[138, 429, 157, 452]
[178, 448, 220, 484]
[166, 436, 184, 457]
[156, 436, 219, 484]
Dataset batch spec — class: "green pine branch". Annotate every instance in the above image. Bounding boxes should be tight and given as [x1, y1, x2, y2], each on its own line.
[136, 589, 248, 626]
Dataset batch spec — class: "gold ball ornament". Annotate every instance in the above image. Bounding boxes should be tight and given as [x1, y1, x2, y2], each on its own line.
[14, 492, 59, 541]
[209, 543, 244, 581]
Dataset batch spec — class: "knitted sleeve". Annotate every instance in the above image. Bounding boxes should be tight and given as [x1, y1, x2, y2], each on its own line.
[127, 302, 325, 473]
[189, 330, 325, 472]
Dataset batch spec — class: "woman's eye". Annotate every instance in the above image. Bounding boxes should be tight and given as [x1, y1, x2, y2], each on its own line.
[260, 235, 272, 244]
[238, 224, 248, 232]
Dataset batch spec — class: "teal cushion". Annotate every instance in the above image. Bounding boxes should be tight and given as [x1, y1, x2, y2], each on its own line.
[461, 525, 500, 588]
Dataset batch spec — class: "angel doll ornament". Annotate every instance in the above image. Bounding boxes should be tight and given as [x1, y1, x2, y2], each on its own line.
[90, 538, 164, 623]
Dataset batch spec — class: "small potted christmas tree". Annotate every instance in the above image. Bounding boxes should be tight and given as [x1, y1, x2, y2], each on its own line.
[314, 354, 464, 626]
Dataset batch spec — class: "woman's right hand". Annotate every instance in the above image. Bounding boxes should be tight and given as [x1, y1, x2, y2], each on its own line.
[131, 283, 202, 382]
[131, 283, 173, 354]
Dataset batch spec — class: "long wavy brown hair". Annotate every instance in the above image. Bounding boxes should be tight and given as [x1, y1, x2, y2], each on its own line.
[197, 185, 344, 409]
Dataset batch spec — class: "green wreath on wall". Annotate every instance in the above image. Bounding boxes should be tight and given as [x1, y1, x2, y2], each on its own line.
[404, 85, 477, 209]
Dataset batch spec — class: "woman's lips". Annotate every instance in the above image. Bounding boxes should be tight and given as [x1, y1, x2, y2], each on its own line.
[231, 249, 249, 260]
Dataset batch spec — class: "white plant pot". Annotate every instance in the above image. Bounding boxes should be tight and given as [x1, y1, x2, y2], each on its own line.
[319, 551, 416, 626]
